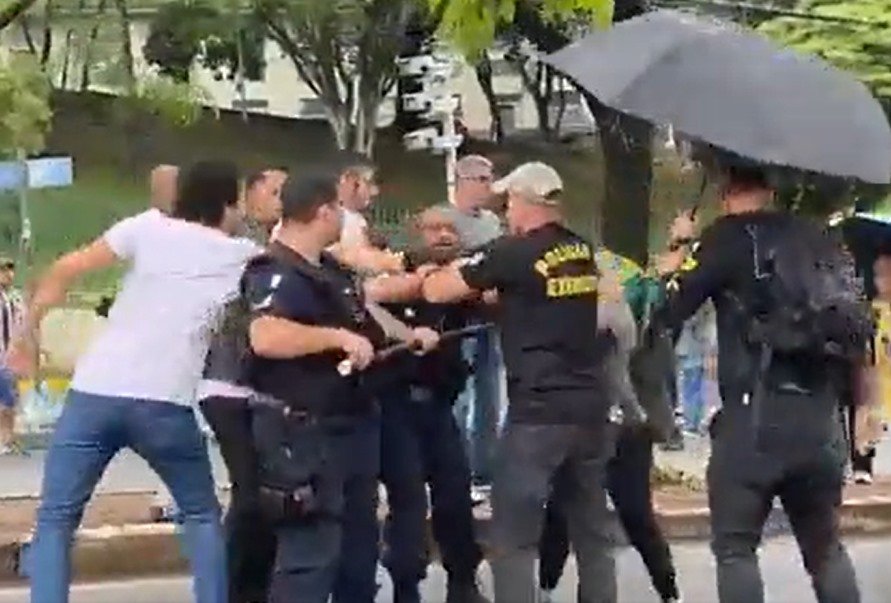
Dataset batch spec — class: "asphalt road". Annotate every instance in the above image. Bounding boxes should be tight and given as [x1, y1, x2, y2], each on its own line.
[2, 537, 889, 602]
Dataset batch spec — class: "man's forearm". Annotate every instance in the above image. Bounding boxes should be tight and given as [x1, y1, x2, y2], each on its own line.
[249, 317, 345, 359]
[364, 273, 424, 304]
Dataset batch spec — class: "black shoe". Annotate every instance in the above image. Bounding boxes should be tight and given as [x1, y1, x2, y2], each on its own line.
[446, 578, 490, 603]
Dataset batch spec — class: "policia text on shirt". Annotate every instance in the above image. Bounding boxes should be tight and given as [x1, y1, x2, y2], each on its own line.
[423, 162, 618, 603]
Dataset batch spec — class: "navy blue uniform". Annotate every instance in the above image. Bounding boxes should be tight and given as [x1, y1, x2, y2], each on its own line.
[378, 292, 484, 600]
[243, 244, 382, 603]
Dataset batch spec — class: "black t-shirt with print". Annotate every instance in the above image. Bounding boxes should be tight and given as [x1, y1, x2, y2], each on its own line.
[459, 222, 608, 424]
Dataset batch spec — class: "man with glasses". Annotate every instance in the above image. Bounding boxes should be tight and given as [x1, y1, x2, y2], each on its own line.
[0, 256, 22, 455]
[440, 155, 504, 495]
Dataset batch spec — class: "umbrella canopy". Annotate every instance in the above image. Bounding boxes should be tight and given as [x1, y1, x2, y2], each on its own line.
[545, 10, 891, 184]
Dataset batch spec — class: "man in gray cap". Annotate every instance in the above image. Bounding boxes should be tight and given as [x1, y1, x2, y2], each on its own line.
[423, 161, 618, 603]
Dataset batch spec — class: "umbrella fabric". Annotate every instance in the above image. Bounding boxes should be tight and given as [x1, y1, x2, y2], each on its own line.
[545, 10, 891, 184]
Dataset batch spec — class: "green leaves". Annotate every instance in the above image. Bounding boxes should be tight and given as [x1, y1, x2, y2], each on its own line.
[759, 0, 891, 100]
[119, 75, 213, 129]
[429, 0, 614, 58]
[0, 53, 52, 158]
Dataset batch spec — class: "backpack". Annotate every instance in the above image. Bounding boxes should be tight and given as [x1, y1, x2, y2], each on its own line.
[744, 216, 873, 363]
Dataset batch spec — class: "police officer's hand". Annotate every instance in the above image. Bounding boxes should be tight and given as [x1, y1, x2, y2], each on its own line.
[334, 329, 375, 371]
[411, 327, 440, 355]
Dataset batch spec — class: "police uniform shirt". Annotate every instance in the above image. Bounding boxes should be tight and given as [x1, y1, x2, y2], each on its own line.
[458, 222, 606, 424]
[242, 244, 381, 415]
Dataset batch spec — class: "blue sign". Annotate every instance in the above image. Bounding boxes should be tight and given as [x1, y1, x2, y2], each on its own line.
[0, 157, 73, 191]
[0, 162, 25, 192]
[27, 156, 73, 189]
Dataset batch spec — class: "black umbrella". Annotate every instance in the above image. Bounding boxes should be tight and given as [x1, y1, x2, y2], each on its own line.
[545, 10, 891, 184]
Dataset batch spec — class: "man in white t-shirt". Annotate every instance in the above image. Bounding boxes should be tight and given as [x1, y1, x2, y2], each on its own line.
[8, 161, 259, 603]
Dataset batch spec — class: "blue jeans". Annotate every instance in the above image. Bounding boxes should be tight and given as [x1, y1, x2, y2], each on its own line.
[455, 329, 502, 484]
[29, 390, 225, 603]
[678, 364, 705, 433]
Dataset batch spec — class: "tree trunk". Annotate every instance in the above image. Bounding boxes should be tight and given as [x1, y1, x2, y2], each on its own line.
[113, 0, 135, 94]
[59, 29, 73, 88]
[0, 0, 37, 33]
[39, 0, 53, 67]
[80, 0, 108, 91]
[588, 96, 653, 266]
[474, 54, 503, 142]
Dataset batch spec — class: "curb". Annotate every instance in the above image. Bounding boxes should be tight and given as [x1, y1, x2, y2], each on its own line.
[3, 496, 891, 584]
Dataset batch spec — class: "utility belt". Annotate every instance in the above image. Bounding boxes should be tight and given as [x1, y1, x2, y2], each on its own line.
[249, 392, 343, 524]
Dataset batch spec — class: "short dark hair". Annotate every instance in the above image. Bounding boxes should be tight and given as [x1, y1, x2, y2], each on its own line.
[280, 172, 338, 224]
[724, 164, 770, 191]
[173, 160, 240, 227]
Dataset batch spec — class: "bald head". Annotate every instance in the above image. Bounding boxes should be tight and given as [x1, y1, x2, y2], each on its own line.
[150, 165, 179, 214]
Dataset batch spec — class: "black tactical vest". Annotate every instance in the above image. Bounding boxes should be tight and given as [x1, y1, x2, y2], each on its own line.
[245, 243, 386, 417]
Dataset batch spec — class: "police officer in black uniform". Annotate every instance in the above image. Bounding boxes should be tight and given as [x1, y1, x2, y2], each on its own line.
[365, 206, 487, 603]
[651, 163, 864, 603]
[423, 162, 616, 603]
[242, 172, 434, 603]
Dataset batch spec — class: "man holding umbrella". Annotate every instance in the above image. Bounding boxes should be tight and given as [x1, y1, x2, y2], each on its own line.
[545, 10, 891, 602]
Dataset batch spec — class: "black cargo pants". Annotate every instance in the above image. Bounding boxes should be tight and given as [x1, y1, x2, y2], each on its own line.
[707, 393, 860, 603]
[490, 420, 615, 603]
[200, 395, 277, 603]
[539, 425, 679, 601]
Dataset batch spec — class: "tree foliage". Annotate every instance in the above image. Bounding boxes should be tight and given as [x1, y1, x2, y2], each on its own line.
[255, 0, 413, 155]
[0, 54, 52, 158]
[144, 0, 266, 84]
[429, 0, 614, 58]
[0, 0, 37, 33]
[758, 0, 891, 102]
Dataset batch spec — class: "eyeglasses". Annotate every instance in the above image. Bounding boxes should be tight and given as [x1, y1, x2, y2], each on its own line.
[459, 175, 493, 183]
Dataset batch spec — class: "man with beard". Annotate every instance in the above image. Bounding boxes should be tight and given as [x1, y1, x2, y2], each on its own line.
[364, 206, 487, 603]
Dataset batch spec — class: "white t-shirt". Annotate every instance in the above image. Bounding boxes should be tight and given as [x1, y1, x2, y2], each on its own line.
[340, 208, 368, 246]
[71, 210, 260, 405]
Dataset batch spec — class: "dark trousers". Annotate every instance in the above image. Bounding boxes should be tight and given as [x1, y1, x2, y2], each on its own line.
[200, 396, 277, 603]
[270, 414, 381, 603]
[707, 402, 860, 603]
[491, 421, 615, 603]
[380, 387, 483, 589]
[539, 426, 679, 601]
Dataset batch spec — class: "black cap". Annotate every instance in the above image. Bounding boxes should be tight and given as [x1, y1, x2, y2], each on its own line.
[280, 172, 338, 222]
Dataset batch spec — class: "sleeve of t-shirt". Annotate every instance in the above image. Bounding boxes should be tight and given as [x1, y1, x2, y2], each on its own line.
[458, 236, 523, 292]
[242, 262, 321, 322]
[102, 210, 156, 261]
